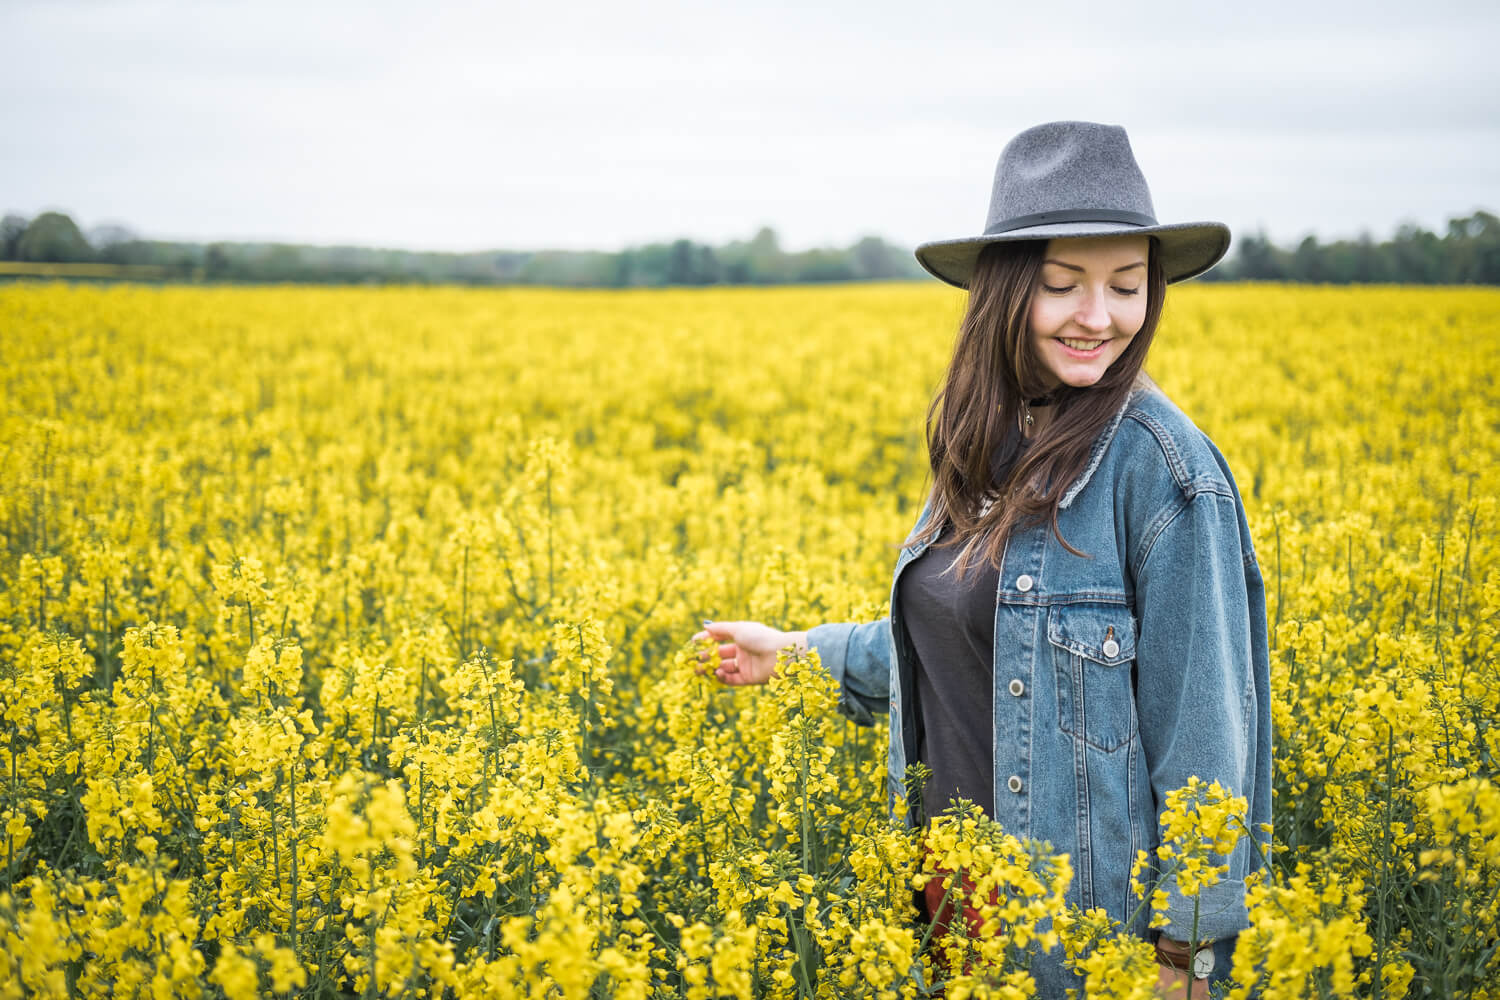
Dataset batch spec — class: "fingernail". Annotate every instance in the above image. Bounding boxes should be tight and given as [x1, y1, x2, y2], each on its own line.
[702, 619, 713, 626]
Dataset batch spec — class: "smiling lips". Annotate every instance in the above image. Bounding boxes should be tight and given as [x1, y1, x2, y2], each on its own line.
[1058, 337, 1107, 353]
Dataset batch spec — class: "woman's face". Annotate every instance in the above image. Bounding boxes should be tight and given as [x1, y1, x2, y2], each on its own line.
[1027, 235, 1151, 391]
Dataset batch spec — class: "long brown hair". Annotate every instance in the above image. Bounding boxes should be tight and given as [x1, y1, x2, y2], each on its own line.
[910, 237, 1167, 576]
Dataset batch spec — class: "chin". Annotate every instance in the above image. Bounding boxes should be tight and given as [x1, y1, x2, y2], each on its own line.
[1059, 371, 1106, 389]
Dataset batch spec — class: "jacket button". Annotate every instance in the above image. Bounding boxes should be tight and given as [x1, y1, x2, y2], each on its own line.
[1007, 775, 1023, 793]
[1102, 638, 1120, 658]
[1015, 574, 1034, 592]
[1008, 678, 1025, 697]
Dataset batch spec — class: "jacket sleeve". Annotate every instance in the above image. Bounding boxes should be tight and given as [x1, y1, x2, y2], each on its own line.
[1132, 488, 1272, 943]
[805, 619, 893, 727]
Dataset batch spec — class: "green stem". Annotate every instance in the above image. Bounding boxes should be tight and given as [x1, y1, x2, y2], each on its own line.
[1187, 897, 1201, 999]
[1372, 726, 1395, 1000]
[545, 467, 554, 606]
[799, 693, 812, 875]
[579, 624, 593, 770]
[270, 770, 283, 890]
[146, 662, 158, 772]
[101, 576, 112, 687]
[366, 861, 378, 1000]
[1272, 510, 1283, 646]
[289, 760, 299, 957]
[916, 863, 964, 956]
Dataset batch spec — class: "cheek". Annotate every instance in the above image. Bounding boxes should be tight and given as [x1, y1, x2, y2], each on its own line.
[1029, 298, 1059, 336]
[1118, 300, 1149, 336]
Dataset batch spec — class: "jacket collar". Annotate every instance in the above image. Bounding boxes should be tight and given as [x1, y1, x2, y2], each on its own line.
[1058, 386, 1143, 510]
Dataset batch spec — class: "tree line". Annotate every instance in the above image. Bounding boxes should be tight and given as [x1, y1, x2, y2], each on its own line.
[3, 208, 1498, 286]
[0, 214, 922, 286]
[1201, 211, 1500, 284]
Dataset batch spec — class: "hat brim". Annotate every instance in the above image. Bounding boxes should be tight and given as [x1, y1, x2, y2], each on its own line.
[914, 220, 1231, 289]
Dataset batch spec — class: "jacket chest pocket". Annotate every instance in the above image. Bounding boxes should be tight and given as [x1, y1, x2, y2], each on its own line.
[1047, 603, 1139, 752]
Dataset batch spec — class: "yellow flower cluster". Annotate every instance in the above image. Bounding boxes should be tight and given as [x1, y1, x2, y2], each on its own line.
[1140, 777, 1248, 911]
[1227, 863, 1376, 1000]
[917, 802, 1072, 995]
[0, 281, 1496, 997]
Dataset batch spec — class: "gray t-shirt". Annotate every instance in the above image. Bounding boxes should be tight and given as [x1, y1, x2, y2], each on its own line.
[898, 439, 1026, 823]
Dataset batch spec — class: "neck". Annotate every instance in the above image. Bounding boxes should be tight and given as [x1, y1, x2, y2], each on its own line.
[1020, 396, 1057, 438]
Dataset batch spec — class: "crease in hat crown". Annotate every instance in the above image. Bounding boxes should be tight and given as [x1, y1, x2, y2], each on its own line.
[915, 120, 1231, 289]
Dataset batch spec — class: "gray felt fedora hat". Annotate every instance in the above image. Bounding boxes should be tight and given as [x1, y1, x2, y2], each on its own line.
[914, 121, 1230, 288]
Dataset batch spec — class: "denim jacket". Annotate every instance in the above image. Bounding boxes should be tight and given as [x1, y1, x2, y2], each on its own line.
[807, 384, 1272, 983]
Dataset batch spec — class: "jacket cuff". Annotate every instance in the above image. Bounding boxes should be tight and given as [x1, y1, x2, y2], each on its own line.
[805, 622, 876, 726]
[1157, 877, 1249, 942]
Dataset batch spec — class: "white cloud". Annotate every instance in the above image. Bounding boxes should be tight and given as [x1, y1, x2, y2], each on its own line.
[2, 0, 1495, 250]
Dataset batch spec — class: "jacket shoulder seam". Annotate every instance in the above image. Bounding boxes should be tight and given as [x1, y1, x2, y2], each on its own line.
[1136, 490, 1240, 577]
[1121, 402, 1235, 502]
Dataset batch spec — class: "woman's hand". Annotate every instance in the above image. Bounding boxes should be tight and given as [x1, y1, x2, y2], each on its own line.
[693, 621, 806, 686]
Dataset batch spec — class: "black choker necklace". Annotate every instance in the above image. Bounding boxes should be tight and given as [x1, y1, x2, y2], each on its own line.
[1020, 393, 1056, 432]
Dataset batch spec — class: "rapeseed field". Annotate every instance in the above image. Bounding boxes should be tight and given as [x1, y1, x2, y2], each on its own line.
[0, 281, 1496, 998]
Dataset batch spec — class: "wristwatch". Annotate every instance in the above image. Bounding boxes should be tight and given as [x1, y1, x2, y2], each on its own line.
[1155, 936, 1214, 979]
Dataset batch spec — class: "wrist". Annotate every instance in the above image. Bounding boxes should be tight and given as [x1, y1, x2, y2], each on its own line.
[1155, 936, 1211, 979]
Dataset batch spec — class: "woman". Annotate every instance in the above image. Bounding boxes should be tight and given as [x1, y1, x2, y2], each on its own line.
[696, 121, 1272, 997]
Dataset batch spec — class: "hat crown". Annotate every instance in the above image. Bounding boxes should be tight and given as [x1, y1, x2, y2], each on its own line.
[985, 121, 1158, 235]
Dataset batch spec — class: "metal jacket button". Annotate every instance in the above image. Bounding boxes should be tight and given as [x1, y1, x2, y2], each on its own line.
[1008, 678, 1025, 697]
[1015, 574, 1034, 592]
[1007, 775, 1023, 793]
[1102, 638, 1120, 657]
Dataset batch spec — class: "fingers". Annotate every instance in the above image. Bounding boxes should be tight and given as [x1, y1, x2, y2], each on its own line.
[700, 620, 740, 641]
[715, 656, 762, 686]
[694, 622, 741, 664]
[691, 623, 731, 680]
[691, 632, 732, 657]
[691, 620, 768, 685]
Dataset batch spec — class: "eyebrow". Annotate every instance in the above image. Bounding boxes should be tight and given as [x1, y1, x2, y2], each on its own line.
[1044, 258, 1147, 273]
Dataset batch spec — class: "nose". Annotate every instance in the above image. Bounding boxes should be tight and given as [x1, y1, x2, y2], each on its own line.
[1074, 289, 1111, 333]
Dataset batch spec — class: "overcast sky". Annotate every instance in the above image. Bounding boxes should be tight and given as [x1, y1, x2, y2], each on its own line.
[4, 0, 1497, 253]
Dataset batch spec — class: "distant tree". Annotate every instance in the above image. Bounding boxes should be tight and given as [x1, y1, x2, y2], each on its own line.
[1448, 211, 1500, 283]
[266, 245, 303, 281]
[791, 248, 856, 283]
[716, 235, 755, 284]
[665, 239, 704, 285]
[721, 253, 751, 284]
[748, 226, 779, 255]
[745, 226, 788, 283]
[1342, 234, 1382, 283]
[88, 223, 139, 251]
[851, 235, 913, 279]
[1, 214, 27, 260]
[1392, 224, 1443, 283]
[1234, 231, 1286, 280]
[694, 244, 721, 284]
[628, 243, 673, 286]
[612, 249, 636, 287]
[491, 251, 529, 282]
[16, 211, 94, 263]
[1293, 236, 1326, 283]
[1473, 211, 1500, 283]
[204, 243, 232, 281]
